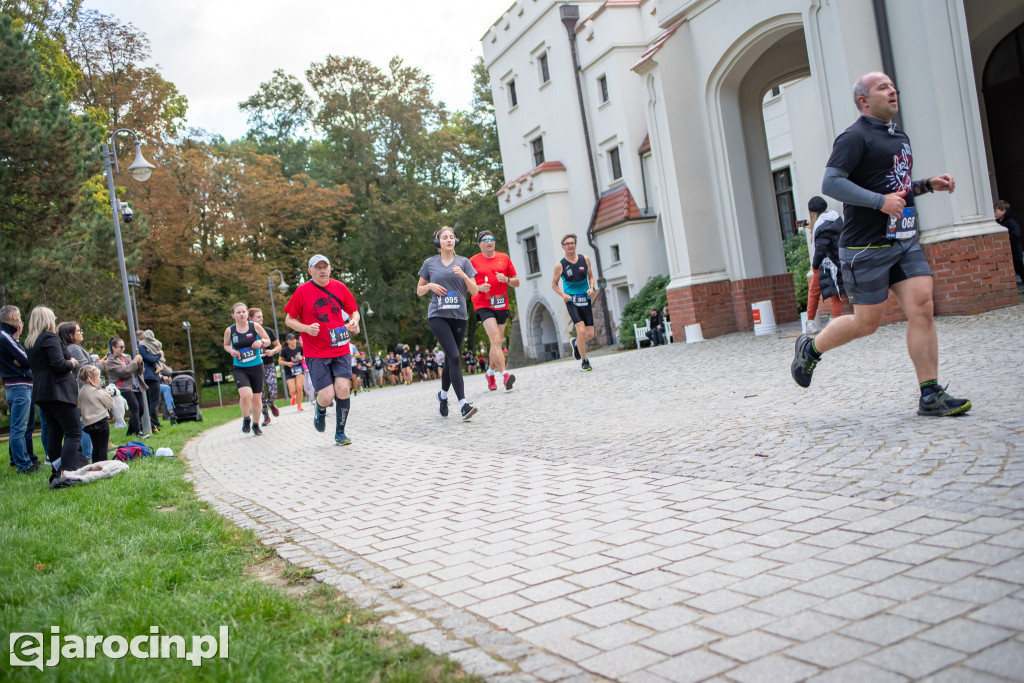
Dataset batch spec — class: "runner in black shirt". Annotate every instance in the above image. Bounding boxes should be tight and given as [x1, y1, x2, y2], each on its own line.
[792, 71, 970, 417]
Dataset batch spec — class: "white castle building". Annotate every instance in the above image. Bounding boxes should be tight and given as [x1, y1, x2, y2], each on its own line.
[483, 0, 1022, 360]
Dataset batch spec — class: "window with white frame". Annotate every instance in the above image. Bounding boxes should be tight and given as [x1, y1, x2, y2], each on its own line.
[524, 234, 540, 274]
[597, 75, 609, 103]
[531, 136, 545, 167]
[538, 53, 550, 84]
[609, 147, 622, 180]
[507, 78, 518, 109]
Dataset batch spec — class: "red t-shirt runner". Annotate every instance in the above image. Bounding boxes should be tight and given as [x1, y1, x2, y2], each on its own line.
[283, 279, 358, 358]
[470, 252, 517, 311]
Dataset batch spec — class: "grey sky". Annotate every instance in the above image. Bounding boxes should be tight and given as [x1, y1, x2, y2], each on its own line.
[85, 0, 510, 140]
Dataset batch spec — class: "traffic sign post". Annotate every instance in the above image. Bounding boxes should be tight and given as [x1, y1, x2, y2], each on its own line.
[213, 372, 224, 408]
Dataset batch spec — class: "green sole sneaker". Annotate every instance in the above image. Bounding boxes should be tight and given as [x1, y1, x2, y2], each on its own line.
[917, 386, 971, 416]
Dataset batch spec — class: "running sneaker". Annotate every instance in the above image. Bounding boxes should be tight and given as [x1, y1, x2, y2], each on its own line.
[270, 404, 280, 417]
[917, 385, 972, 417]
[242, 417, 251, 433]
[261, 416, 271, 427]
[571, 337, 581, 360]
[335, 431, 352, 446]
[290, 396, 296, 406]
[252, 423, 263, 436]
[437, 391, 448, 418]
[791, 334, 819, 388]
[504, 373, 516, 391]
[313, 407, 326, 432]
[486, 374, 497, 391]
[581, 358, 592, 371]
[297, 404, 304, 411]
[461, 403, 478, 421]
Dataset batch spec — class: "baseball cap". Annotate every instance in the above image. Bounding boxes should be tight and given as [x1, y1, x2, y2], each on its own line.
[308, 254, 330, 269]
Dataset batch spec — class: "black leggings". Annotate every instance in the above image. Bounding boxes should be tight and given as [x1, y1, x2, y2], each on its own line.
[84, 420, 109, 462]
[146, 382, 162, 429]
[123, 389, 144, 436]
[429, 317, 467, 401]
[37, 400, 85, 475]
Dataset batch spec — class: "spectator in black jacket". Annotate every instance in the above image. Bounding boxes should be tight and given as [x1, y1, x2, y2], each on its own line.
[25, 306, 86, 481]
[58, 321, 98, 462]
[137, 329, 163, 433]
[994, 200, 1024, 288]
[806, 196, 846, 333]
[1, 305, 40, 473]
[647, 308, 665, 346]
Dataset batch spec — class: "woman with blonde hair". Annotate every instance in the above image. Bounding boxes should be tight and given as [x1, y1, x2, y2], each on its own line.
[25, 306, 86, 481]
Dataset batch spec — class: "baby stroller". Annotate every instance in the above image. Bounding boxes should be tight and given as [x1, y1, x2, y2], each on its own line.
[168, 371, 203, 423]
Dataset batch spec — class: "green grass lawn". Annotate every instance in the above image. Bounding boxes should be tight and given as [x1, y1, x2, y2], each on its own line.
[1, 407, 475, 681]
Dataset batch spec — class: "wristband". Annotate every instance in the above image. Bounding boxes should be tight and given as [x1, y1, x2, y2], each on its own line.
[924, 178, 934, 193]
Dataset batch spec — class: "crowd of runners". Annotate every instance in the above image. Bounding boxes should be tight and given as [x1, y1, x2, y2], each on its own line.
[223, 69, 977, 451]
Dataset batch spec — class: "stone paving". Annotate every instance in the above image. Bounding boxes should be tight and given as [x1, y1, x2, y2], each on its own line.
[186, 305, 1024, 682]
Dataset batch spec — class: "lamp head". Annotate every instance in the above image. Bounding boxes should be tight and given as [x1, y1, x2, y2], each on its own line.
[127, 141, 155, 182]
[364, 303, 374, 316]
[182, 321, 191, 330]
[277, 280, 288, 294]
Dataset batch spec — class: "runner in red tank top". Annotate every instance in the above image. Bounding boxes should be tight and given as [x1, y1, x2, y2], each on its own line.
[469, 231, 520, 391]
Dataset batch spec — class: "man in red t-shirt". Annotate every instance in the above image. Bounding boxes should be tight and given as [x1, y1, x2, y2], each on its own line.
[284, 254, 361, 445]
[470, 231, 519, 391]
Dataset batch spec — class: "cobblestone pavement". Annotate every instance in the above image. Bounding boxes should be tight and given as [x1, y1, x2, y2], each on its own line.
[187, 306, 1024, 682]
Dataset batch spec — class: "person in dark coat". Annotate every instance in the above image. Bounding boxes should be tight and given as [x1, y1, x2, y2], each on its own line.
[25, 306, 86, 480]
[994, 200, 1024, 288]
[805, 196, 846, 333]
[647, 308, 665, 346]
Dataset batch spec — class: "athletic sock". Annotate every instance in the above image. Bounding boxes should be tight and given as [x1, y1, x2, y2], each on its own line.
[920, 379, 940, 400]
[809, 340, 822, 358]
[486, 368, 495, 377]
[439, 389, 448, 400]
[335, 398, 350, 431]
[459, 398, 467, 408]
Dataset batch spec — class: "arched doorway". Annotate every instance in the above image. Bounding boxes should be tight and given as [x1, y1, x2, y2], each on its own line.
[707, 19, 815, 281]
[528, 302, 559, 362]
[983, 23, 1024, 210]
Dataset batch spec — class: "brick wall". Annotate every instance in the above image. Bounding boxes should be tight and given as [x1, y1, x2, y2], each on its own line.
[666, 273, 798, 340]
[671, 233, 1018, 337]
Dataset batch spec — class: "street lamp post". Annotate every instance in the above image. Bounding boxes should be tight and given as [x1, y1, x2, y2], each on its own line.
[182, 321, 195, 374]
[103, 129, 156, 436]
[268, 270, 289, 402]
[360, 301, 374, 387]
[127, 273, 141, 335]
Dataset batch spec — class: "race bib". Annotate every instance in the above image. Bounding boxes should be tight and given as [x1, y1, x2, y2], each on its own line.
[329, 326, 350, 347]
[238, 348, 259, 362]
[489, 294, 507, 310]
[439, 290, 461, 310]
[572, 294, 590, 307]
[292, 367, 303, 376]
[886, 206, 917, 240]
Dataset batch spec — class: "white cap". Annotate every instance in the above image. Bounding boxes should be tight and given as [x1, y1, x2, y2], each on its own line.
[308, 254, 330, 269]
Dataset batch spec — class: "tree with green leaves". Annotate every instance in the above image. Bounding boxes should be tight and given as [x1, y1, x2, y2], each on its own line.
[0, 10, 121, 330]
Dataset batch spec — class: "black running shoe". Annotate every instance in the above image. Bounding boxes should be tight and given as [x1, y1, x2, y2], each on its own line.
[252, 422, 263, 436]
[791, 334, 819, 388]
[581, 358, 592, 371]
[437, 391, 448, 418]
[313, 407, 327, 432]
[571, 337, 581, 360]
[917, 385, 971, 417]
[461, 403, 477, 421]
[242, 417, 251, 433]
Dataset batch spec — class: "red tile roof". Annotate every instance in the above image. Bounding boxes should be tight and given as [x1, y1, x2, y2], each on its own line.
[497, 161, 567, 195]
[577, 0, 646, 33]
[632, 18, 686, 72]
[593, 186, 644, 232]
